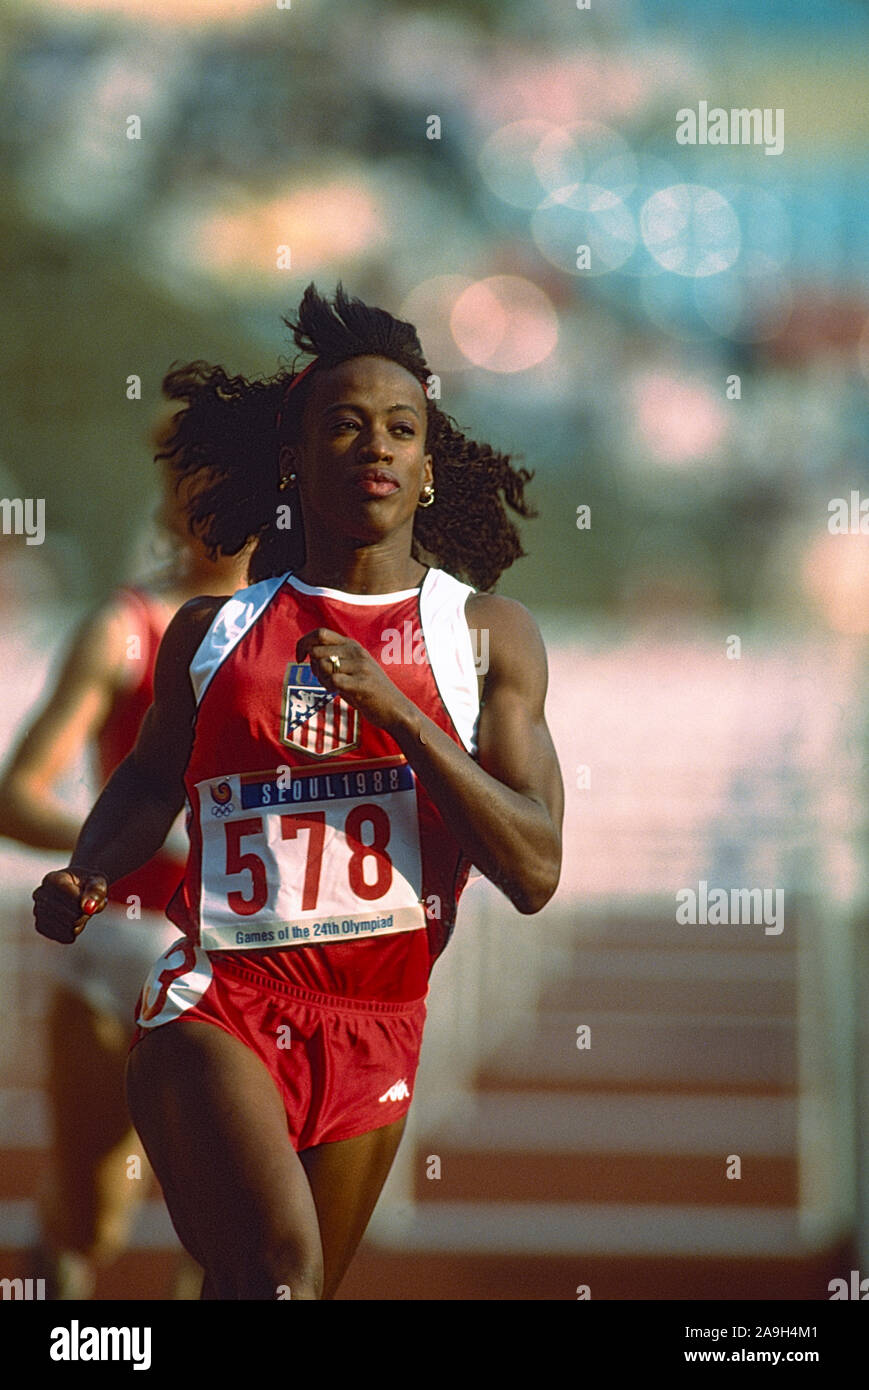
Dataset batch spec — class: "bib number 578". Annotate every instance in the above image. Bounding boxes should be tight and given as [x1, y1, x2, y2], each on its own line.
[224, 803, 392, 916]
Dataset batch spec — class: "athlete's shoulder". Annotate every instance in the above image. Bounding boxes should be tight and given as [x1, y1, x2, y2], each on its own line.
[465, 590, 544, 646]
[156, 594, 229, 670]
[464, 591, 548, 700]
[174, 592, 230, 629]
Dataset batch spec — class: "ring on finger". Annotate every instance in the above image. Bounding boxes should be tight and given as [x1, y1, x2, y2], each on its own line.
[330, 653, 341, 675]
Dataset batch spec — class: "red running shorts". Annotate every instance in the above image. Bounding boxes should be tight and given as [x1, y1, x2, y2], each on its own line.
[131, 937, 427, 1151]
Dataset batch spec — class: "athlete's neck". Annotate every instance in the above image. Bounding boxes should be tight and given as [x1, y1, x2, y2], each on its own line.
[295, 544, 427, 596]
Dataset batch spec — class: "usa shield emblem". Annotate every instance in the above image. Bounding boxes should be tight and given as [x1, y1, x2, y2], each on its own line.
[281, 662, 359, 758]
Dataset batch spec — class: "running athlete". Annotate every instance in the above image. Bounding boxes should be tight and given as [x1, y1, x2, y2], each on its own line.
[1, 467, 249, 1297]
[32, 284, 564, 1300]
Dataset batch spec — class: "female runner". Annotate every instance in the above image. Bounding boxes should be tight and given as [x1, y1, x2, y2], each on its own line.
[32, 283, 564, 1300]
[1, 460, 249, 1296]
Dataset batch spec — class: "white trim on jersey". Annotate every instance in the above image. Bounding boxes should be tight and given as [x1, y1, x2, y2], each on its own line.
[418, 569, 479, 755]
[284, 573, 424, 605]
[189, 574, 287, 706]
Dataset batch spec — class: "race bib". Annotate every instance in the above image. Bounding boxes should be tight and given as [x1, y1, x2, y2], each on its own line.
[197, 762, 426, 950]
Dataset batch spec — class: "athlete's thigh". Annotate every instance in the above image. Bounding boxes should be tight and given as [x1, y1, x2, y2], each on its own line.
[299, 1117, 407, 1300]
[126, 1019, 322, 1285]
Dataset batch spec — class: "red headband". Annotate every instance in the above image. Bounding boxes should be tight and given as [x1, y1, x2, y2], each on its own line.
[275, 356, 431, 436]
[275, 358, 319, 436]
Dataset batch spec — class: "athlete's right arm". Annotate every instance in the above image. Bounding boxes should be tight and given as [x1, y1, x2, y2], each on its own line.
[32, 596, 224, 944]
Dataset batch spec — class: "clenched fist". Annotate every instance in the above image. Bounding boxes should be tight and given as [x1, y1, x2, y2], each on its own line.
[33, 868, 108, 944]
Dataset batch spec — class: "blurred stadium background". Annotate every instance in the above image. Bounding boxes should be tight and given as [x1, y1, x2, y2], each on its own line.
[1, 0, 868, 1299]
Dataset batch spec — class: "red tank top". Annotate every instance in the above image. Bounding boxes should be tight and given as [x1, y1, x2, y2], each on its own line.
[166, 569, 481, 1002]
[96, 587, 185, 911]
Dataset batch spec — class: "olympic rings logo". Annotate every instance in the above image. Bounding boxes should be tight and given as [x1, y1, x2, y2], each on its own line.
[209, 779, 235, 816]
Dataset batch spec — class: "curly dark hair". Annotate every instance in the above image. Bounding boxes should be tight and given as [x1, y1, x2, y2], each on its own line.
[156, 283, 536, 591]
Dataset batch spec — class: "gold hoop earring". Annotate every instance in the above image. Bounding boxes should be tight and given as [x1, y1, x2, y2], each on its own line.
[418, 485, 435, 508]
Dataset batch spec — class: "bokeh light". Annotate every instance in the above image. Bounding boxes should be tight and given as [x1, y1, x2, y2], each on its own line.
[398, 276, 477, 374]
[533, 121, 638, 202]
[804, 530, 869, 636]
[531, 184, 637, 277]
[470, 51, 654, 128]
[617, 152, 680, 279]
[450, 276, 558, 374]
[640, 184, 741, 278]
[478, 120, 559, 211]
[631, 370, 729, 465]
[157, 180, 382, 288]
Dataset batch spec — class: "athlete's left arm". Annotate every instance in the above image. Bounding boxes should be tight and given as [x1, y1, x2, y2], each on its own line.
[300, 595, 563, 913]
[401, 593, 563, 912]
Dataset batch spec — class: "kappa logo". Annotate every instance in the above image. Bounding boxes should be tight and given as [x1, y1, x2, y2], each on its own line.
[379, 1079, 411, 1104]
[281, 662, 359, 759]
